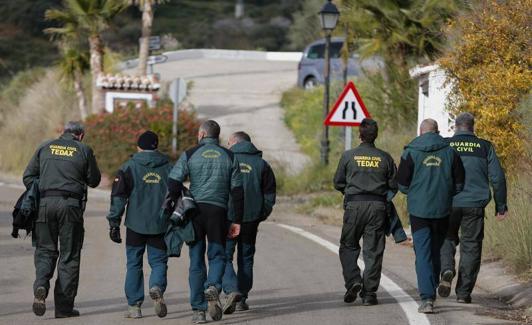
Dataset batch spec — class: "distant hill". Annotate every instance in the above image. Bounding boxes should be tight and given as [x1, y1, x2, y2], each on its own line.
[0, 0, 304, 83]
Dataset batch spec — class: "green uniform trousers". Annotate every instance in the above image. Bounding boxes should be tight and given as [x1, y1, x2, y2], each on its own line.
[33, 197, 84, 313]
[440, 207, 484, 298]
[339, 201, 386, 298]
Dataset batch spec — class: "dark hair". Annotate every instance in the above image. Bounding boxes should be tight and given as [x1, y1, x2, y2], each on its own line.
[199, 120, 220, 138]
[232, 131, 251, 143]
[64, 121, 84, 135]
[359, 118, 378, 143]
[455, 112, 475, 131]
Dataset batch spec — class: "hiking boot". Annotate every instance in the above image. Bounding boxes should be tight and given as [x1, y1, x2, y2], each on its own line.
[235, 298, 249, 312]
[32, 286, 47, 317]
[362, 295, 378, 306]
[343, 283, 362, 303]
[418, 299, 434, 314]
[192, 310, 207, 324]
[204, 286, 223, 321]
[223, 291, 242, 315]
[438, 270, 454, 298]
[55, 309, 80, 318]
[149, 286, 167, 318]
[457, 296, 472, 304]
[124, 303, 142, 319]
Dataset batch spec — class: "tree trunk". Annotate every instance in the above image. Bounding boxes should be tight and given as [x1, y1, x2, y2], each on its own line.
[138, 1, 153, 76]
[89, 35, 105, 114]
[73, 71, 88, 121]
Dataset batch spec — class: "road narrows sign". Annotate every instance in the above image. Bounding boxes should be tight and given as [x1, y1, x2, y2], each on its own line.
[324, 81, 371, 126]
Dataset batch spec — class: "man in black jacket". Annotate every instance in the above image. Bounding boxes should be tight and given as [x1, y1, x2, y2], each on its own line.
[438, 112, 508, 303]
[23, 121, 101, 318]
[222, 132, 276, 314]
[333, 119, 397, 306]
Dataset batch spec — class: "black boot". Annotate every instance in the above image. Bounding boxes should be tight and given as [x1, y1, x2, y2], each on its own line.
[55, 309, 80, 318]
[362, 295, 378, 306]
[343, 283, 362, 303]
[32, 287, 47, 317]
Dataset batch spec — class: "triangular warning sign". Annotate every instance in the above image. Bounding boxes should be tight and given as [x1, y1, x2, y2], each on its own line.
[324, 81, 371, 126]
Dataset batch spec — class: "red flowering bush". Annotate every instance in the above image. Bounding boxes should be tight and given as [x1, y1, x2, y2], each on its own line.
[84, 102, 201, 178]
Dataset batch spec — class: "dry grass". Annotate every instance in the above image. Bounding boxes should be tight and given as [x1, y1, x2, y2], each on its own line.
[0, 69, 78, 174]
[484, 171, 532, 279]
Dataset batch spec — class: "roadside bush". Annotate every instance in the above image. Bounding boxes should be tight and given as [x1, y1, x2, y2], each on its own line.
[439, 0, 531, 168]
[84, 102, 200, 178]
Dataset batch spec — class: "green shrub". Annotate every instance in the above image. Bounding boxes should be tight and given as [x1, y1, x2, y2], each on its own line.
[84, 102, 201, 178]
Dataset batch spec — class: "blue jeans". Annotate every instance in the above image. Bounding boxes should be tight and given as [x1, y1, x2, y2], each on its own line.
[222, 221, 259, 299]
[125, 244, 168, 306]
[222, 239, 256, 299]
[188, 240, 226, 310]
[410, 216, 448, 300]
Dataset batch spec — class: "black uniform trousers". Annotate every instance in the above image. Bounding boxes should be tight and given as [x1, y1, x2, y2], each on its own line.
[339, 201, 386, 297]
[33, 197, 84, 313]
[440, 207, 484, 298]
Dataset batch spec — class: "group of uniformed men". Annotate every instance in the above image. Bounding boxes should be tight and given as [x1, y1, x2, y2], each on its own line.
[334, 113, 506, 314]
[22, 111, 506, 321]
[23, 120, 276, 323]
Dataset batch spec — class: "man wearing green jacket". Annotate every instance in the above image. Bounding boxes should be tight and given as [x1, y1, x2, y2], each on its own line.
[222, 132, 276, 314]
[23, 121, 101, 318]
[438, 112, 507, 303]
[333, 119, 398, 306]
[397, 119, 465, 314]
[107, 131, 171, 319]
[167, 120, 244, 323]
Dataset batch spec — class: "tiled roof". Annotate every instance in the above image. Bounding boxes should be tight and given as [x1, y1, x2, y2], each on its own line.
[96, 74, 161, 91]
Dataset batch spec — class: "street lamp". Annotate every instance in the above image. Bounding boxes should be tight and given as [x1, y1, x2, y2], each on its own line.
[319, 0, 339, 165]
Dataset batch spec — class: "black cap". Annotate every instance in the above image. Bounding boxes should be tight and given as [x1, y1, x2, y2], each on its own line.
[360, 118, 377, 127]
[137, 131, 158, 150]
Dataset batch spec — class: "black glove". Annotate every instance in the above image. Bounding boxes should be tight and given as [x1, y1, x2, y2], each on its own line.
[109, 226, 122, 243]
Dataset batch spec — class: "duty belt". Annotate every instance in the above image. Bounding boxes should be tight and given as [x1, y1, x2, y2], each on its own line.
[345, 194, 386, 202]
[40, 190, 83, 201]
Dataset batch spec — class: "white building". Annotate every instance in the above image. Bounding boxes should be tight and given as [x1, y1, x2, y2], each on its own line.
[96, 74, 161, 113]
[409, 64, 454, 137]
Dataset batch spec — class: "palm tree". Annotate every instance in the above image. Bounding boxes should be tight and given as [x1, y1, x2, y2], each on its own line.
[129, 0, 167, 76]
[59, 47, 90, 120]
[340, 0, 468, 67]
[45, 0, 126, 114]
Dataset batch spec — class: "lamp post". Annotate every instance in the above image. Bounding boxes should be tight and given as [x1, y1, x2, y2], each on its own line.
[319, 0, 339, 165]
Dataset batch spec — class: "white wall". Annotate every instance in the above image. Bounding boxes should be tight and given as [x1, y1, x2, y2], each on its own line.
[411, 65, 454, 137]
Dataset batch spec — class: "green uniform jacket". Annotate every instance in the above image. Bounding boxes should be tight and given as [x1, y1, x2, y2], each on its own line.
[107, 151, 171, 235]
[448, 131, 507, 213]
[23, 133, 101, 194]
[227, 141, 277, 223]
[333, 142, 398, 201]
[168, 137, 244, 222]
[397, 132, 465, 219]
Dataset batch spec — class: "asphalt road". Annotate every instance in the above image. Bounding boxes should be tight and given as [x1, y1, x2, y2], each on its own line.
[150, 58, 309, 174]
[0, 183, 517, 325]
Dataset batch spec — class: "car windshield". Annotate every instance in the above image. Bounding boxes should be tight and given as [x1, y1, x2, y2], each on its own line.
[306, 42, 343, 59]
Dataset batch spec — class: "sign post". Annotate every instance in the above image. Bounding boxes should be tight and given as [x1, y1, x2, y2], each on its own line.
[324, 81, 371, 150]
[169, 78, 187, 155]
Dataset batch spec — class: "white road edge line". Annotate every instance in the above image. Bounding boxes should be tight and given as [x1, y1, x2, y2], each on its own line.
[276, 223, 430, 325]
